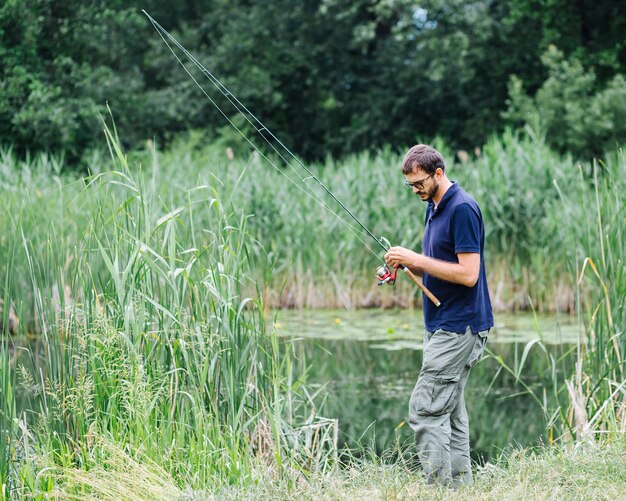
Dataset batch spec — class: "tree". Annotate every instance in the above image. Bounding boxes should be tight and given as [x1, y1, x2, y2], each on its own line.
[1, 0, 625, 162]
[504, 46, 626, 157]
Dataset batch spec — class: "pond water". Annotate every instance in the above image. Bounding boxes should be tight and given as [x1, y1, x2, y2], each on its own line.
[273, 309, 578, 462]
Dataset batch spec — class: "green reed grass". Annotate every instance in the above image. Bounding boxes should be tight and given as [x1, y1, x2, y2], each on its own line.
[0, 127, 337, 498]
[0, 127, 624, 496]
[481, 147, 625, 445]
[0, 343, 16, 498]
[121, 128, 621, 313]
[3, 127, 591, 315]
[553, 153, 626, 439]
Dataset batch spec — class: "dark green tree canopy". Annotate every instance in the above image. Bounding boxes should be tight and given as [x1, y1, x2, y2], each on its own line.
[1, 0, 625, 162]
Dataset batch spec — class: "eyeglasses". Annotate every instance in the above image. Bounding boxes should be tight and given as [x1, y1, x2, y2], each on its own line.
[403, 173, 434, 189]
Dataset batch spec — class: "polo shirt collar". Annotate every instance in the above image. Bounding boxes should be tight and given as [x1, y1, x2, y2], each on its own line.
[429, 181, 459, 213]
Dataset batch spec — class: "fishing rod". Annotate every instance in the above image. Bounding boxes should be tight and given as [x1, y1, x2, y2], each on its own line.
[143, 11, 441, 307]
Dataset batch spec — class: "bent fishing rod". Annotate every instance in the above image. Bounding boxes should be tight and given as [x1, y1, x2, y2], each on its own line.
[143, 11, 441, 307]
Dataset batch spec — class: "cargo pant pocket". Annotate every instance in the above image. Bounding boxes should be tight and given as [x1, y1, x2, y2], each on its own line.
[466, 329, 488, 369]
[414, 372, 461, 416]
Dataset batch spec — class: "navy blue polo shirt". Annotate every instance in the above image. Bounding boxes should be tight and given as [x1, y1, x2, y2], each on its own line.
[422, 182, 493, 334]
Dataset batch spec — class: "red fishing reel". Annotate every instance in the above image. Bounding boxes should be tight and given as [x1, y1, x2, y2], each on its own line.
[375, 264, 398, 286]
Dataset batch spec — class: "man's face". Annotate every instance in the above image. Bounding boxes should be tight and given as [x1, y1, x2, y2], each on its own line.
[404, 169, 439, 201]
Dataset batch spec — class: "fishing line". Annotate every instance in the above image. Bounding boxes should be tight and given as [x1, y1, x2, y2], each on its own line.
[144, 11, 386, 259]
[142, 11, 442, 307]
[145, 13, 379, 257]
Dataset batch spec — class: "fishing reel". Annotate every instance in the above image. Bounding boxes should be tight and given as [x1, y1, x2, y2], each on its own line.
[375, 237, 398, 286]
[375, 264, 398, 286]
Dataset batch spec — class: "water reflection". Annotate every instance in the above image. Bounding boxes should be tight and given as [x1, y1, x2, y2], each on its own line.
[275, 309, 576, 461]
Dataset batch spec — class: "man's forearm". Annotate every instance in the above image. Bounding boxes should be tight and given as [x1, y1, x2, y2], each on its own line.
[384, 246, 479, 287]
[419, 255, 476, 287]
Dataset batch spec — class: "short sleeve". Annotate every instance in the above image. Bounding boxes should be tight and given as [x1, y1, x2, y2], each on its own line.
[452, 203, 481, 254]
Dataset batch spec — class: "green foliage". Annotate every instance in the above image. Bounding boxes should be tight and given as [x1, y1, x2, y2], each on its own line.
[0, 130, 339, 496]
[1, 127, 624, 495]
[0, 1, 146, 158]
[505, 0, 626, 81]
[2, 0, 626, 161]
[504, 46, 626, 157]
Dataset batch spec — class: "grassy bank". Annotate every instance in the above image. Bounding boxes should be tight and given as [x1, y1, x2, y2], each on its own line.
[245, 440, 626, 501]
[47, 438, 626, 500]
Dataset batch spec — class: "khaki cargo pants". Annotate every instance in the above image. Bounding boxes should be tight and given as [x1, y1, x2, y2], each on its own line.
[408, 326, 488, 486]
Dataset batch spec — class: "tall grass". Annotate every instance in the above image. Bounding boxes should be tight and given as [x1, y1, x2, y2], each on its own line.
[4, 130, 613, 314]
[554, 153, 626, 439]
[0, 128, 336, 498]
[475, 146, 625, 443]
[117, 129, 622, 312]
[0, 343, 17, 498]
[0, 127, 624, 495]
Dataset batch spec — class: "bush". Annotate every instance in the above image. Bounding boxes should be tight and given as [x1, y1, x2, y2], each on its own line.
[504, 46, 626, 158]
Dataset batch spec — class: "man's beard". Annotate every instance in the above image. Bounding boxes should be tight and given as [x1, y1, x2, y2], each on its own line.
[417, 180, 439, 201]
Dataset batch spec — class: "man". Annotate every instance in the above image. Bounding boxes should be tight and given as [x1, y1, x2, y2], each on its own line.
[385, 144, 493, 486]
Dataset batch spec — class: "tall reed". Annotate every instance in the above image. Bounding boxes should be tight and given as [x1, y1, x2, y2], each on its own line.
[480, 146, 625, 443]
[0, 343, 17, 498]
[129, 129, 618, 312]
[4, 130, 616, 315]
[554, 152, 626, 439]
[0, 127, 335, 497]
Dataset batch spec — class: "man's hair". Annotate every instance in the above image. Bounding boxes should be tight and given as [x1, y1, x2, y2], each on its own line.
[401, 144, 445, 175]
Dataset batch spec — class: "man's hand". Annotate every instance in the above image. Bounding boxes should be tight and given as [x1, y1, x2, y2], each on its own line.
[384, 246, 424, 271]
